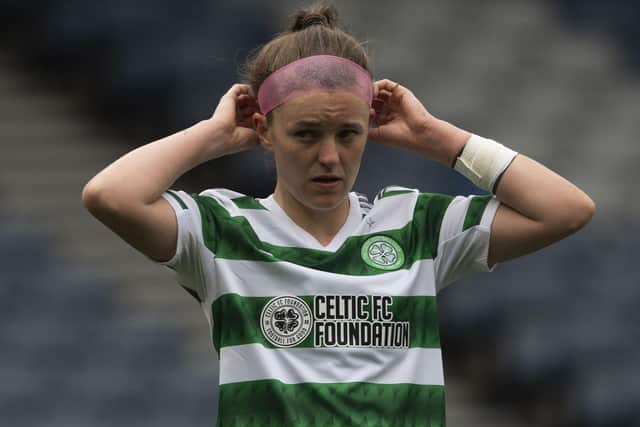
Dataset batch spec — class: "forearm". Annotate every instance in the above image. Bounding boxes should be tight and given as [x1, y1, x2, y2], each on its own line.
[424, 119, 595, 229]
[82, 119, 227, 207]
[411, 118, 470, 168]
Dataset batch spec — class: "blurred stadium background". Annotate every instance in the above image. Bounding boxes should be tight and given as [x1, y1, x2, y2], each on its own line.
[1, 0, 638, 426]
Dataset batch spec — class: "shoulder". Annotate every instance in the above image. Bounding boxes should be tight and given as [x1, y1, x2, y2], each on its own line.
[360, 186, 449, 232]
[358, 186, 497, 233]
[194, 188, 269, 214]
[371, 185, 454, 210]
[373, 185, 419, 202]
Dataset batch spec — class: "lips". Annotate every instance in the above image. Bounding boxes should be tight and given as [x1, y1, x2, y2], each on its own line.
[310, 175, 343, 190]
[310, 175, 342, 183]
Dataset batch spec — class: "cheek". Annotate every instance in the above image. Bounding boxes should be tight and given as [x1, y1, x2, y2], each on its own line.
[343, 141, 366, 169]
[273, 142, 309, 179]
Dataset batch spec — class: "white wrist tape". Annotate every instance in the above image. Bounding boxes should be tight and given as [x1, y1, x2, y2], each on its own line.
[453, 134, 518, 193]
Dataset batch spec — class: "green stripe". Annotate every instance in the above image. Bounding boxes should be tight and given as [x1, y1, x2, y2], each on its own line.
[193, 192, 453, 276]
[415, 193, 453, 260]
[218, 380, 445, 427]
[232, 196, 268, 210]
[462, 195, 492, 231]
[211, 294, 440, 351]
[166, 190, 188, 210]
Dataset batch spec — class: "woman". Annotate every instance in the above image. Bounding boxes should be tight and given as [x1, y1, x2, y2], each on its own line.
[82, 3, 595, 426]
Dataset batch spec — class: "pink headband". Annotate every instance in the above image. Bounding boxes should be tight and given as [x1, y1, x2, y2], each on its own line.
[257, 54, 373, 115]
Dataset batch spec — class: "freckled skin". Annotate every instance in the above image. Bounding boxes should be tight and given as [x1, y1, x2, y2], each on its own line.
[256, 90, 372, 232]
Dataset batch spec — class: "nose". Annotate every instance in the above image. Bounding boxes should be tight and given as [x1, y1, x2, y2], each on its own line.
[317, 136, 340, 167]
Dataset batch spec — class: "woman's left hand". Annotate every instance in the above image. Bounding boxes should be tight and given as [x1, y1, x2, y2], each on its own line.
[368, 79, 469, 167]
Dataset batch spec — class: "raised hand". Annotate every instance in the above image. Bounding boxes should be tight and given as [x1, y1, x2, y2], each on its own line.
[368, 79, 469, 166]
[368, 79, 436, 149]
[210, 83, 261, 155]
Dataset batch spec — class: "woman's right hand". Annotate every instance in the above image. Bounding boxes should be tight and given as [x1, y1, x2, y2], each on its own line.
[210, 83, 261, 155]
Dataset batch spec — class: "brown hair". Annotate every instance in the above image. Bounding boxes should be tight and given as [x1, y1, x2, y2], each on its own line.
[241, 2, 372, 122]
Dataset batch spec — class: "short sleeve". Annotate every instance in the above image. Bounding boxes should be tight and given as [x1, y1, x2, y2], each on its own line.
[433, 194, 501, 292]
[145, 189, 207, 302]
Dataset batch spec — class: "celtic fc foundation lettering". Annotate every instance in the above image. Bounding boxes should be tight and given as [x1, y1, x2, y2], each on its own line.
[261, 295, 410, 348]
[314, 295, 409, 348]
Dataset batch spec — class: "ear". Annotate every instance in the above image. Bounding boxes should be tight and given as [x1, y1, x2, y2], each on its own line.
[253, 112, 273, 151]
[368, 107, 377, 128]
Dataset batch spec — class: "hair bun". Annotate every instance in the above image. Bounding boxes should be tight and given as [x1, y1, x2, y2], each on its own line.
[290, 3, 340, 32]
[301, 15, 327, 28]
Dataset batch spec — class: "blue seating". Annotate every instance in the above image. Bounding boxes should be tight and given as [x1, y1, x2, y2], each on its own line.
[0, 220, 217, 426]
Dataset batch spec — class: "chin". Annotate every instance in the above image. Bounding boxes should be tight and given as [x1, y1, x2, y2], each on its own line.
[305, 192, 349, 211]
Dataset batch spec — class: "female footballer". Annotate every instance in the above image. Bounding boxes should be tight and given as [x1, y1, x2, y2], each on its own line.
[82, 3, 595, 425]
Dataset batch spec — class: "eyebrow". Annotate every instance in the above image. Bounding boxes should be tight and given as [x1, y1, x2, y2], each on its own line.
[291, 120, 364, 131]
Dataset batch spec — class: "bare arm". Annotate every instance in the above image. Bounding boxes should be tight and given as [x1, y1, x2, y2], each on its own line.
[485, 154, 595, 268]
[81, 84, 260, 262]
[368, 79, 595, 267]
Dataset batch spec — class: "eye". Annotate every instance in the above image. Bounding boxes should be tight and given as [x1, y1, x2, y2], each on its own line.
[338, 129, 360, 141]
[295, 130, 319, 141]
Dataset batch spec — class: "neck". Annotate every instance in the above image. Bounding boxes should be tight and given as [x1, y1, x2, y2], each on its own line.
[273, 184, 351, 246]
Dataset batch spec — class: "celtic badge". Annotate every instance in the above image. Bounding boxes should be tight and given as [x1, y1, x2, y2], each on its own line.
[361, 235, 405, 271]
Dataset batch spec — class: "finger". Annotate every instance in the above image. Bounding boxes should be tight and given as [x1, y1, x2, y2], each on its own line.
[237, 95, 259, 109]
[225, 83, 254, 99]
[239, 105, 259, 117]
[238, 105, 258, 120]
[239, 98, 258, 108]
[238, 92, 258, 101]
[372, 102, 388, 119]
[372, 96, 392, 114]
[372, 98, 386, 111]
[238, 116, 256, 129]
[374, 79, 399, 92]
[229, 83, 252, 94]
[374, 90, 393, 101]
[367, 125, 384, 142]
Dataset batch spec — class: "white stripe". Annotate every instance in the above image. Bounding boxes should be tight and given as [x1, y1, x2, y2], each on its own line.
[384, 185, 417, 193]
[374, 185, 418, 202]
[437, 195, 469, 247]
[210, 257, 437, 300]
[154, 190, 208, 300]
[199, 188, 243, 216]
[481, 196, 501, 228]
[248, 193, 363, 251]
[437, 194, 499, 247]
[434, 195, 500, 292]
[351, 191, 418, 236]
[220, 343, 444, 386]
[240, 192, 418, 245]
[201, 188, 246, 202]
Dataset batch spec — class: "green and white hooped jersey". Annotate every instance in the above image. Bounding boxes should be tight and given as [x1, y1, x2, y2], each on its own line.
[152, 186, 500, 426]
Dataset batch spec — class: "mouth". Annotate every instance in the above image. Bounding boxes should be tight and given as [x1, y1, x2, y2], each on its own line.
[310, 175, 343, 188]
[311, 175, 342, 182]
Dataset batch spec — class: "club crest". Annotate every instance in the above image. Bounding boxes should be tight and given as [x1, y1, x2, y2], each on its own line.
[361, 235, 405, 270]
